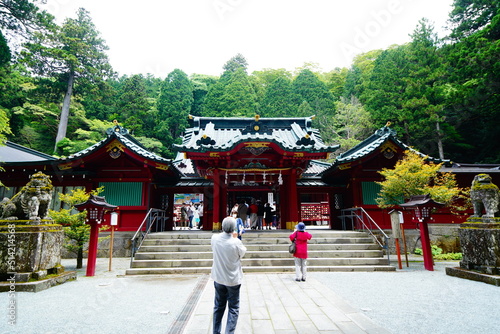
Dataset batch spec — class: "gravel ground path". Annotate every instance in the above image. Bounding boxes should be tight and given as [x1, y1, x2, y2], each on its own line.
[313, 260, 500, 334]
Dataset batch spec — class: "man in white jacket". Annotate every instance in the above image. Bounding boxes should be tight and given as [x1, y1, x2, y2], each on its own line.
[211, 216, 247, 334]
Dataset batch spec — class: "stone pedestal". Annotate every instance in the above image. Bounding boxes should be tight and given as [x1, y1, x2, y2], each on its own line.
[458, 218, 500, 275]
[0, 221, 64, 282]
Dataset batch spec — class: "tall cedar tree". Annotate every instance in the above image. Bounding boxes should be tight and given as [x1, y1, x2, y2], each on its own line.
[204, 55, 258, 117]
[441, 1, 500, 162]
[293, 69, 335, 134]
[361, 20, 451, 160]
[156, 69, 193, 157]
[21, 8, 113, 152]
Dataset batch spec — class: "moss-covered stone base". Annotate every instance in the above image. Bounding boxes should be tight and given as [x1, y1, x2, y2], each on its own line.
[458, 218, 500, 275]
[446, 267, 500, 287]
[0, 222, 64, 275]
[0, 270, 77, 292]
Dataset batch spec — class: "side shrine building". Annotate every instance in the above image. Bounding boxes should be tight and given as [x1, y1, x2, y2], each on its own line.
[1, 115, 499, 237]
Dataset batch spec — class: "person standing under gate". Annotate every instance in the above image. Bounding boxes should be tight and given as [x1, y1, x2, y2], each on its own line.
[237, 201, 248, 228]
[256, 200, 264, 230]
[290, 222, 312, 282]
[263, 202, 273, 230]
[187, 202, 194, 229]
[180, 203, 189, 230]
[211, 216, 247, 334]
[197, 201, 204, 229]
[249, 200, 258, 229]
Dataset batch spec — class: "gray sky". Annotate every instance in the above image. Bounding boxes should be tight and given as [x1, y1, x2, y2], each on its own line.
[42, 0, 455, 78]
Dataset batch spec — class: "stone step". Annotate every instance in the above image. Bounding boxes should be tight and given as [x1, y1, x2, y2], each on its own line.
[137, 243, 380, 253]
[125, 265, 396, 275]
[126, 230, 395, 275]
[141, 237, 376, 246]
[134, 249, 384, 260]
[142, 230, 370, 239]
[130, 257, 389, 268]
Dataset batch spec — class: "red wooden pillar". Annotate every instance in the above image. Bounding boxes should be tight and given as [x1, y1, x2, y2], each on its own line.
[288, 169, 299, 228]
[220, 171, 228, 219]
[86, 223, 99, 276]
[419, 219, 434, 271]
[166, 190, 174, 231]
[278, 179, 288, 226]
[212, 169, 221, 229]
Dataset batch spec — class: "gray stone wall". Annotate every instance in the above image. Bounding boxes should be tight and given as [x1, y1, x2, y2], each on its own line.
[374, 224, 461, 255]
[61, 231, 134, 259]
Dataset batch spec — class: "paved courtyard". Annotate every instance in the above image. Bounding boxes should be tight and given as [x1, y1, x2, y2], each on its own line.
[2, 257, 500, 334]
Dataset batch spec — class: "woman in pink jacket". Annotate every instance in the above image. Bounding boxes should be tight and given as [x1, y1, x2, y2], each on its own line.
[289, 222, 312, 282]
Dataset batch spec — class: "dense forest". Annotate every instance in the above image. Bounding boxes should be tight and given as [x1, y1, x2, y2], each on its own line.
[0, 0, 499, 163]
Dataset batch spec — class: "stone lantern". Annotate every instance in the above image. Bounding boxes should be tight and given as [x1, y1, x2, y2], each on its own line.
[400, 194, 444, 271]
[75, 194, 117, 276]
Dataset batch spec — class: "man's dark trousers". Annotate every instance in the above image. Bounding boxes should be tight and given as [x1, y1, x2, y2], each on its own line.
[213, 282, 241, 334]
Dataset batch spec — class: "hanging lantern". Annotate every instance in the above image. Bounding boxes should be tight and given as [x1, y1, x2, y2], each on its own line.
[225, 170, 228, 185]
[278, 171, 283, 185]
[263, 171, 266, 183]
[242, 172, 246, 185]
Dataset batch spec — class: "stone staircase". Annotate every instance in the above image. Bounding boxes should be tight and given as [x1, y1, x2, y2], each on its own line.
[125, 230, 396, 275]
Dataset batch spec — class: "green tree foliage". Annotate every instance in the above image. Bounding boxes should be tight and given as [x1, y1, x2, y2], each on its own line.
[190, 73, 218, 116]
[222, 53, 248, 75]
[0, 0, 53, 43]
[21, 8, 113, 152]
[376, 150, 466, 209]
[11, 102, 59, 152]
[293, 69, 336, 136]
[362, 20, 451, 159]
[204, 56, 258, 117]
[404, 19, 450, 159]
[327, 96, 375, 155]
[56, 118, 113, 156]
[0, 105, 11, 144]
[448, 0, 500, 39]
[80, 78, 116, 120]
[292, 69, 335, 110]
[1, 4, 499, 165]
[324, 67, 348, 99]
[252, 68, 292, 89]
[155, 69, 193, 157]
[0, 0, 48, 29]
[442, 8, 500, 162]
[113, 74, 155, 137]
[49, 187, 104, 269]
[260, 76, 299, 117]
[0, 31, 10, 66]
[343, 50, 382, 99]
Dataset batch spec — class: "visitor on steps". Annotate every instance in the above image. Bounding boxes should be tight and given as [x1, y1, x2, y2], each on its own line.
[235, 217, 245, 240]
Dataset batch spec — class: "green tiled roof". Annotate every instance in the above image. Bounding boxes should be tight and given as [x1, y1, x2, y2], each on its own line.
[321, 126, 447, 176]
[175, 116, 339, 153]
[60, 125, 171, 164]
[56, 125, 181, 176]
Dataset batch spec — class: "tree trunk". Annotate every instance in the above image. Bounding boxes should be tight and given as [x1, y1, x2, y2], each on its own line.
[77, 247, 83, 269]
[54, 71, 75, 152]
[436, 120, 444, 160]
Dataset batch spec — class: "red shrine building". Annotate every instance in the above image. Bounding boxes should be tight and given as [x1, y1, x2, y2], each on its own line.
[1, 115, 498, 235]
